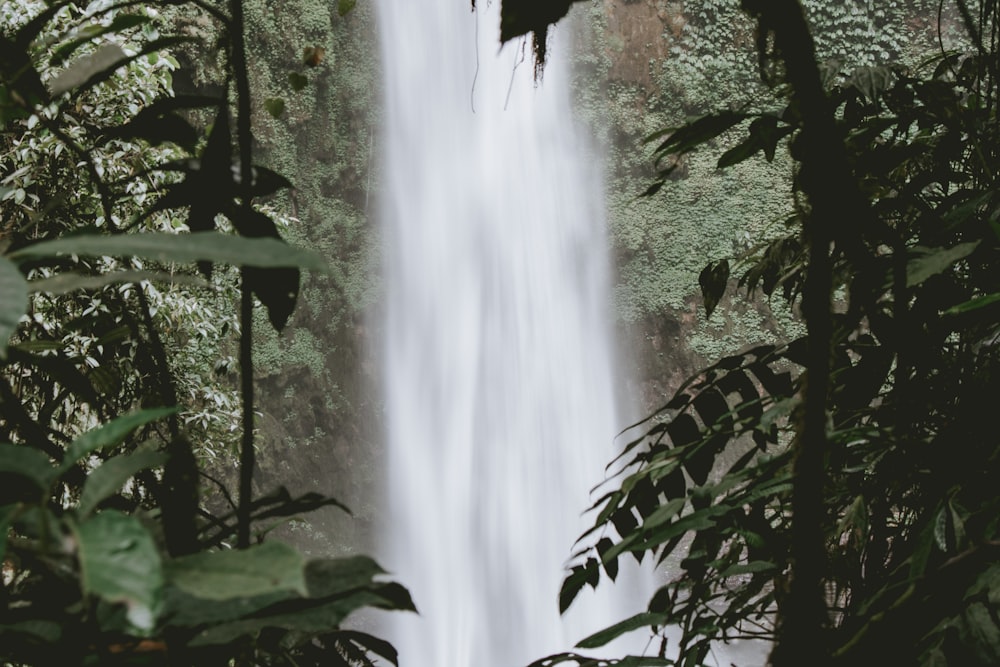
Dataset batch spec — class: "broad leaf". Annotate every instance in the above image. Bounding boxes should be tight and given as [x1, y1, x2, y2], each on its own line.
[0, 257, 28, 359]
[74, 511, 163, 630]
[905, 241, 980, 287]
[945, 291, 1000, 314]
[49, 43, 127, 95]
[305, 556, 387, 597]
[52, 36, 193, 97]
[717, 115, 791, 168]
[189, 585, 413, 646]
[10, 232, 327, 270]
[289, 72, 308, 91]
[165, 541, 307, 601]
[49, 14, 152, 66]
[28, 269, 209, 294]
[78, 450, 168, 517]
[0, 443, 57, 492]
[61, 407, 178, 472]
[162, 587, 299, 627]
[849, 65, 895, 101]
[649, 111, 749, 159]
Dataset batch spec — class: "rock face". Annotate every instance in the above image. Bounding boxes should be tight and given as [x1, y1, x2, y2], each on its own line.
[601, 0, 681, 90]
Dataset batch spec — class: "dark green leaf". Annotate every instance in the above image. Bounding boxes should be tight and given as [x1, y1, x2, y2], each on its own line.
[162, 586, 297, 627]
[576, 612, 668, 649]
[289, 72, 309, 91]
[305, 556, 386, 597]
[249, 166, 294, 198]
[0, 504, 17, 563]
[0, 444, 57, 491]
[559, 561, 595, 614]
[189, 585, 412, 646]
[61, 407, 178, 472]
[264, 97, 285, 118]
[906, 241, 980, 288]
[596, 537, 619, 581]
[338, 0, 357, 16]
[335, 630, 399, 665]
[28, 269, 209, 294]
[0, 257, 28, 359]
[650, 111, 749, 158]
[850, 65, 895, 101]
[10, 232, 327, 271]
[49, 14, 152, 66]
[73, 511, 163, 629]
[106, 110, 198, 150]
[945, 292, 1000, 314]
[78, 450, 168, 517]
[717, 115, 790, 168]
[719, 560, 776, 578]
[165, 541, 307, 600]
[52, 36, 193, 97]
[49, 43, 127, 95]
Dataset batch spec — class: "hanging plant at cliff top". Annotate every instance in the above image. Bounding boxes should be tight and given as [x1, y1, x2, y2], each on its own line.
[475, 0, 586, 74]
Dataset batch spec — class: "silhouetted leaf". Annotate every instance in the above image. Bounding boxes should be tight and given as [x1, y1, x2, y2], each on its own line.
[698, 259, 730, 317]
[107, 109, 198, 149]
[717, 115, 790, 168]
[559, 561, 595, 614]
[334, 631, 399, 666]
[576, 612, 668, 649]
[650, 111, 749, 158]
[596, 537, 619, 581]
[249, 166, 293, 197]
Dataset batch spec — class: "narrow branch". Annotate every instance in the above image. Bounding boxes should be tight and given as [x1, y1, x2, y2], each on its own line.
[229, 0, 256, 552]
[739, 0, 870, 663]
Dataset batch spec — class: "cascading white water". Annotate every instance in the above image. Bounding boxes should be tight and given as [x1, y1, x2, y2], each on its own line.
[376, 2, 641, 665]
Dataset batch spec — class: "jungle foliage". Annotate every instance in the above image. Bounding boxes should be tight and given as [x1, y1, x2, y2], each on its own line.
[0, 1, 411, 666]
[508, 0, 1000, 666]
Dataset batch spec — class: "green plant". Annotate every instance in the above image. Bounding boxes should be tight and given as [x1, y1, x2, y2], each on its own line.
[0, 2, 412, 665]
[504, 1, 1000, 665]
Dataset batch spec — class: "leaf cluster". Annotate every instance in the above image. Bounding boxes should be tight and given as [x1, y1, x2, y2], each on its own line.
[542, 2, 1000, 665]
[0, 2, 409, 666]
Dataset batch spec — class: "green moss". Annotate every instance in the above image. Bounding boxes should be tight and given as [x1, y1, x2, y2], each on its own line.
[569, 0, 946, 383]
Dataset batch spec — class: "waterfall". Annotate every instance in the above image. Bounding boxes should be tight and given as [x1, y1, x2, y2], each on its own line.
[376, 2, 641, 665]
